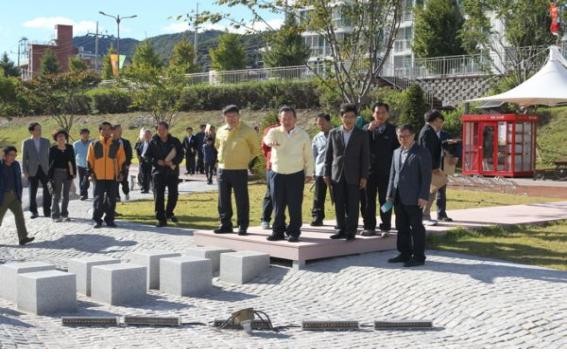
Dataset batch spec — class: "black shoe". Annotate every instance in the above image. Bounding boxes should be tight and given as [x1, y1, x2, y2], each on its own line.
[267, 233, 285, 241]
[156, 220, 167, 227]
[404, 258, 425, 267]
[213, 227, 233, 234]
[141, 190, 149, 194]
[19, 237, 35, 246]
[310, 219, 324, 226]
[438, 216, 453, 222]
[93, 222, 103, 229]
[361, 229, 376, 237]
[238, 228, 247, 236]
[388, 255, 411, 263]
[330, 231, 346, 240]
[80, 196, 88, 201]
[287, 235, 299, 243]
[346, 235, 356, 241]
[379, 223, 391, 232]
[169, 216, 179, 223]
[106, 222, 117, 228]
[30, 213, 39, 219]
[44, 212, 51, 218]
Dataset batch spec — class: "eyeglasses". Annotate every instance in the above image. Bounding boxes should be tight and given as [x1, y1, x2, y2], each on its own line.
[397, 134, 413, 139]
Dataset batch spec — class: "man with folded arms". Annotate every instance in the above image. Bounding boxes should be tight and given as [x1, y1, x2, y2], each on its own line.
[264, 106, 314, 242]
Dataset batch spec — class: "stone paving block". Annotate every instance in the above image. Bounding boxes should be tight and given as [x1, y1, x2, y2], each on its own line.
[67, 257, 121, 296]
[91, 263, 147, 306]
[184, 247, 234, 273]
[160, 256, 212, 296]
[17, 270, 77, 315]
[219, 251, 270, 284]
[127, 251, 181, 289]
[0, 261, 56, 302]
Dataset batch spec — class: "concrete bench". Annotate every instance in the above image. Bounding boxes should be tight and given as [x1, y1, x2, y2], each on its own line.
[128, 251, 181, 289]
[160, 257, 212, 296]
[17, 270, 77, 315]
[91, 263, 147, 306]
[0, 261, 56, 302]
[219, 251, 270, 284]
[67, 257, 121, 296]
[184, 247, 234, 274]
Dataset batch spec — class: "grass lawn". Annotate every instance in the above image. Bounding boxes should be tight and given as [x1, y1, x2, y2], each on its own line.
[117, 183, 564, 270]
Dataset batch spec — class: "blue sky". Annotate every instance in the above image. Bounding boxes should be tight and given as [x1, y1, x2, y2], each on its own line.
[0, 0, 284, 62]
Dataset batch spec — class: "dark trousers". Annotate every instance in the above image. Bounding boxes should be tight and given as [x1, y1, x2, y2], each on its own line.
[205, 162, 215, 183]
[116, 168, 129, 198]
[436, 185, 448, 218]
[270, 170, 305, 237]
[153, 172, 179, 221]
[394, 194, 426, 262]
[93, 180, 117, 224]
[185, 152, 196, 174]
[311, 176, 327, 222]
[28, 167, 51, 216]
[261, 170, 273, 223]
[138, 161, 152, 192]
[361, 173, 392, 231]
[333, 178, 360, 236]
[218, 169, 249, 230]
[78, 167, 90, 198]
[0, 191, 28, 241]
[197, 150, 204, 174]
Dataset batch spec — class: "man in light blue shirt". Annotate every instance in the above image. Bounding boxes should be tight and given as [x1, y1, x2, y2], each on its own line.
[73, 128, 91, 200]
[310, 113, 331, 226]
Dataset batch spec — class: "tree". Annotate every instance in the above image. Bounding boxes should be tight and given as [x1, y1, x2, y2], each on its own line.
[169, 39, 200, 74]
[263, 15, 310, 67]
[0, 52, 20, 77]
[399, 84, 427, 133]
[39, 48, 60, 76]
[101, 47, 116, 79]
[131, 40, 163, 69]
[69, 56, 88, 73]
[185, 0, 403, 104]
[209, 33, 246, 71]
[412, 0, 465, 59]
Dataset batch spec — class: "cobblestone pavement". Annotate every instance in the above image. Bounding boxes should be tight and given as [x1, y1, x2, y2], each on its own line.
[0, 179, 566, 348]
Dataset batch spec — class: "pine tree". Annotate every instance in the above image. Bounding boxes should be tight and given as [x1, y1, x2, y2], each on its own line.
[263, 15, 310, 67]
[39, 49, 60, 76]
[69, 56, 88, 73]
[132, 41, 163, 69]
[209, 33, 246, 71]
[0, 52, 20, 77]
[169, 39, 199, 73]
[399, 84, 427, 133]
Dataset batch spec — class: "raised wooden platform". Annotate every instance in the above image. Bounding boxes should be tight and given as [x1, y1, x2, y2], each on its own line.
[193, 224, 397, 269]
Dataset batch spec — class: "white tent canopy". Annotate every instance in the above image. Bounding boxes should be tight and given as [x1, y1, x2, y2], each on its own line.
[468, 46, 567, 107]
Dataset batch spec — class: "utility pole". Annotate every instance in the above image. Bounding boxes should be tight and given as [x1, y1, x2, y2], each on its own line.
[94, 21, 99, 71]
[194, 2, 199, 65]
[99, 11, 137, 73]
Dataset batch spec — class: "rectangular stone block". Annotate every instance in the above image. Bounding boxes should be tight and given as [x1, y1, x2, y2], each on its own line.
[91, 263, 147, 306]
[67, 257, 121, 296]
[0, 261, 56, 302]
[220, 251, 270, 284]
[184, 247, 234, 273]
[160, 257, 212, 296]
[127, 251, 181, 289]
[17, 270, 77, 315]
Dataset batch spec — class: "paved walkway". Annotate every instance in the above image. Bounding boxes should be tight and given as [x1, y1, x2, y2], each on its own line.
[0, 179, 566, 348]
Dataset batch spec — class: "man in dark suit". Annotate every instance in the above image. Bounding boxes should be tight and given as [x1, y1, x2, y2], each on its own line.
[21, 122, 52, 218]
[112, 125, 132, 202]
[387, 124, 432, 267]
[194, 124, 206, 174]
[183, 127, 197, 175]
[418, 110, 444, 226]
[361, 102, 399, 236]
[324, 103, 369, 241]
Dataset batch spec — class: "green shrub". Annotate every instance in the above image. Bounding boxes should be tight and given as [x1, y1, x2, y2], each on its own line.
[443, 107, 463, 137]
[89, 89, 132, 114]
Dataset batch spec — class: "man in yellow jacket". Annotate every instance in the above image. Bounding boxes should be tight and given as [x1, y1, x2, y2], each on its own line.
[87, 121, 126, 228]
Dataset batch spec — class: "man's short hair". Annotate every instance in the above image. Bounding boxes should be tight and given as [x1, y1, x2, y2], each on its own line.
[99, 121, 112, 131]
[397, 124, 415, 135]
[157, 121, 169, 130]
[222, 104, 240, 115]
[52, 129, 69, 141]
[3, 146, 17, 155]
[186, 126, 193, 131]
[28, 122, 41, 132]
[112, 124, 121, 130]
[372, 102, 390, 112]
[80, 128, 90, 134]
[425, 109, 444, 123]
[340, 103, 358, 116]
[279, 105, 296, 117]
[200, 124, 207, 129]
[316, 112, 331, 121]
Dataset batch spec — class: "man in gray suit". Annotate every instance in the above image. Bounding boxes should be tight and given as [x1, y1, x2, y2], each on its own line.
[22, 122, 52, 218]
[386, 124, 432, 267]
[324, 103, 369, 241]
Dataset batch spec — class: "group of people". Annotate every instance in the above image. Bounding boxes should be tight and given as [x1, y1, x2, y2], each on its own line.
[0, 102, 458, 266]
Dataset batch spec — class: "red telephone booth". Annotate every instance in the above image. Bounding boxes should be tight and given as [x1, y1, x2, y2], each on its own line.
[461, 114, 538, 177]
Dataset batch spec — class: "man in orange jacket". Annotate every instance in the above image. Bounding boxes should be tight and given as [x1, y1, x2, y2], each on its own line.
[87, 121, 126, 228]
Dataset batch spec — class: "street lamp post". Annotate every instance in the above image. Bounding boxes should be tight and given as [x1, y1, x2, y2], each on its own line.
[99, 11, 137, 73]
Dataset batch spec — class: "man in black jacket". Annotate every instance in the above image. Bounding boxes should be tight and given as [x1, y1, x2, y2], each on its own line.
[361, 103, 399, 236]
[112, 125, 133, 202]
[194, 124, 206, 174]
[418, 110, 444, 226]
[183, 127, 197, 175]
[146, 121, 184, 227]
